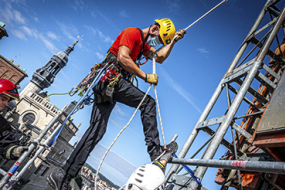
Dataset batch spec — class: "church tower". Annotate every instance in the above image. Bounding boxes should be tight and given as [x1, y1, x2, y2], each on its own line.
[20, 40, 78, 96]
[12, 41, 81, 190]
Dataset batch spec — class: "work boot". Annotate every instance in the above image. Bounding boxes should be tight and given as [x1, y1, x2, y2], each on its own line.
[47, 169, 72, 190]
[160, 141, 178, 162]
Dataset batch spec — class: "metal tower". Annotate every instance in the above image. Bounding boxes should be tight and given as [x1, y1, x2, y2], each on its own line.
[167, 0, 285, 189]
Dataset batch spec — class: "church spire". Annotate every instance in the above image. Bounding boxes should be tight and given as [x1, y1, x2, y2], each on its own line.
[31, 40, 78, 92]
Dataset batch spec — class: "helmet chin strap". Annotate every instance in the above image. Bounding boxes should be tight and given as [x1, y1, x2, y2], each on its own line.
[145, 25, 152, 41]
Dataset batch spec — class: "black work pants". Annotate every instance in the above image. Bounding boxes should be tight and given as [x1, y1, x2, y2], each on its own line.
[63, 78, 161, 177]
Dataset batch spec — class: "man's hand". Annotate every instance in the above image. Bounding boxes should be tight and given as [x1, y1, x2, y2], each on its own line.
[145, 74, 159, 85]
[174, 29, 186, 42]
[12, 146, 28, 158]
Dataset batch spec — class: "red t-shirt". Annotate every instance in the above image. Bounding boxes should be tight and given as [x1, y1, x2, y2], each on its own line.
[109, 27, 151, 61]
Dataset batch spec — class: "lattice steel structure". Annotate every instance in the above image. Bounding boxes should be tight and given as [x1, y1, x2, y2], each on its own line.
[167, 0, 285, 189]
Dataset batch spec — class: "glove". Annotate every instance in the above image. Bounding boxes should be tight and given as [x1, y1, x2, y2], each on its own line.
[145, 74, 159, 85]
[174, 29, 186, 42]
[12, 146, 28, 158]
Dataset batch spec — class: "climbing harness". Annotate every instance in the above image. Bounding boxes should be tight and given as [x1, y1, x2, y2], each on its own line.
[76, 63, 104, 96]
[98, 61, 121, 102]
[137, 55, 149, 66]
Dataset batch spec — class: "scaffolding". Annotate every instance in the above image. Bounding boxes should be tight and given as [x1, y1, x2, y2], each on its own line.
[167, 0, 285, 189]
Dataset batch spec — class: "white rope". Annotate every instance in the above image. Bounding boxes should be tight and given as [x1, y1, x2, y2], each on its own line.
[118, 183, 126, 190]
[152, 57, 166, 149]
[184, 0, 228, 30]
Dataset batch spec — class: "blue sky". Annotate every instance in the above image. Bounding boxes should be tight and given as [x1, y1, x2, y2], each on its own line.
[0, 0, 281, 189]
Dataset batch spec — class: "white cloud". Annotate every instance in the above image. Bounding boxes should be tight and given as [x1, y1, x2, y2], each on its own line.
[51, 82, 60, 89]
[95, 52, 104, 60]
[96, 10, 120, 32]
[47, 31, 58, 40]
[90, 11, 97, 20]
[84, 25, 97, 35]
[84, 25, 113, 44]
[19, 25, 58, 53]
[0, 2, 26, 26]
[119, 10, 128, 18]
[160, 68, 202, 113]
[113, 104, 127, 117]
[11, 29, 27, 40]
[0, 2, 58, 54]
[110, 119, 122, 129]
[97, 29, 112, 43]
[34, 16, 39, 22]
[70, 0, 87, 11]
[20, 26, 38, 39]
[59, 70, 69, 79]
[57, 21, 78, 42]
[14, 9, 25, 24]
[39, 34, 58, 53]
[71, 63, 80, 70]
[197, 48, 209, 54]
[165, 0, 181, 14]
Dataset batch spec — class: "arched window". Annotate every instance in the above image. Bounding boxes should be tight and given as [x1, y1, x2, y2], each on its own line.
[22, 113, 36, 125]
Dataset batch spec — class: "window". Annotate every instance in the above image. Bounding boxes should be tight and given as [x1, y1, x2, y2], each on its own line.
[34, 164, 43, 174]
[41, 167, 50, 176]
[22, 113, 36, 125]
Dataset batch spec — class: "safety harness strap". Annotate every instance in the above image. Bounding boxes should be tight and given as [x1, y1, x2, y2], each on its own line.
[136, 28, 145, 62]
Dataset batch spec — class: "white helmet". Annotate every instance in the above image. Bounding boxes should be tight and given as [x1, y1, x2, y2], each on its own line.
[126, 164, 165, 190]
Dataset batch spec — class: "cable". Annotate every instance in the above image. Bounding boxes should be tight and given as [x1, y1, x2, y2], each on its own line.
[46, 90, 78, 97]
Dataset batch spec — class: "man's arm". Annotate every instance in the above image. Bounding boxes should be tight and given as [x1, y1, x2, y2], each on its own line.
[144, 29, 186, 64]
[117, 45, 159, 85]
[117, 45, 147, 80]
[147, 40, 176, 64]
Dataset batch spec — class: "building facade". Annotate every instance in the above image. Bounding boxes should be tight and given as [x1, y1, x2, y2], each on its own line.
[0, 41, 81, 190]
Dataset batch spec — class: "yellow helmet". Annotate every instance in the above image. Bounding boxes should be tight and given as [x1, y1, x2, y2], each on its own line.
[155, 18, 176, 45]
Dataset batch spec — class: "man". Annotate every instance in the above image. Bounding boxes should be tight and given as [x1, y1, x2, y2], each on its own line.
[48, 18, 186, 190]
[0, 79, 28, 160]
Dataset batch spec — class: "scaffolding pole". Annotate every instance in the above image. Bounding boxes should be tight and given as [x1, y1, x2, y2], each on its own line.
[187, 5, 285, 190]
[170, 158, 285, 175]
[166, 1, 285, 189]
[0, 111, 62, 188]
[15, 122, 63, 180]
[166, 0, 272, 180]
